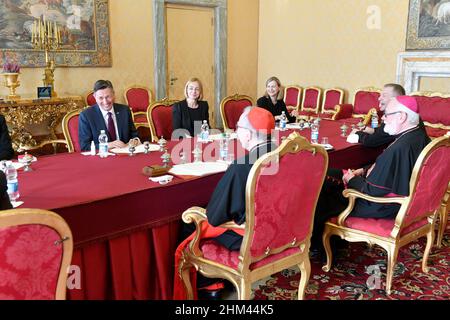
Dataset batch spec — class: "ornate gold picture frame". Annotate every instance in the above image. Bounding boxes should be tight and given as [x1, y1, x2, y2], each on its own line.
[406, 0, 450, 50]
[0, 0, 111, 67]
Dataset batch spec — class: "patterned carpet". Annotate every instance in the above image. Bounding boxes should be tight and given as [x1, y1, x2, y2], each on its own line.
[253, 228, 450, 300]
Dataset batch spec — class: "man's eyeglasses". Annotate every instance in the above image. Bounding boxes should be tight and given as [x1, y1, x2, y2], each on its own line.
[383, 111, 403, 118]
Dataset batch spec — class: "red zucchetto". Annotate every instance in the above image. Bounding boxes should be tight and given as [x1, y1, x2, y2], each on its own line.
[248, 107, 275, 132]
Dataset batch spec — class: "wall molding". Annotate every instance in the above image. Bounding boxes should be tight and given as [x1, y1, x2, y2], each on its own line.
[396, 51, 450, 93]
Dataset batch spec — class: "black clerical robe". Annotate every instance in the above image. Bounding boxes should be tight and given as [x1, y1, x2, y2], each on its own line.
[355, 118, 425, 148]
[355, 123, 394, 148]
[348, 125, 430, 218]
[206, 140, 276, 250]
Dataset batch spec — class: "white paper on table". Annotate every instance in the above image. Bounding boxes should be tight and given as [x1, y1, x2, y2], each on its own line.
[319, 144, 334, 151]
[286, 123, 302, 129]
[169, 161, 229, 176]
[346, 133, 360, 144]
[11, 162, 25, 170]
[209, 132, 238, 140]
[12, 201, 24, 208]
[110, 143, 159, 154]
[81, 152, 116, 156]
[149, 174, 174, 184]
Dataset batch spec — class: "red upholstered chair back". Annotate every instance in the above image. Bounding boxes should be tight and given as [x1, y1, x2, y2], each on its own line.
[284, 86, 302, 113]
[322, 88, 344, 112]
[85, 91, 96, 107]
[62, 109, 82, 153]
[124, 86, 152, 113]
[301, 87, 321, 113]
[147, 98, 178, 142]
[220, 94, 254, 130]
[411, 93, 450, 137]
[353, 88, 381, 115]
[241, 133, 328, 264]
[399, 135, 450, 228]
[0, 209, 73, 300]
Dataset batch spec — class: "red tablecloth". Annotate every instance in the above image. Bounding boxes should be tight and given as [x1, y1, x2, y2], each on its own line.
[16, 127, 383, 300]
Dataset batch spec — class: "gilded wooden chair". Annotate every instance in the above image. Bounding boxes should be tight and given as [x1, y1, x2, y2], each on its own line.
[61, 109, 83, 153]
[410, 91, 450, 138]
[85, 91, 96, 107]
[436, 182, 450, 248]
[322, 134, 450, 294]
[297, 87, 322, 120]
[220, 94, 254, 130]
[147, 98, 178, 142]
[0, 208, 73, 300]
[283, 85, 302, 116]
[319, 88, 345, 120]
[180, 132, 328, 299]
[335, 87, 381, 125]
[124, 85, 153, 129]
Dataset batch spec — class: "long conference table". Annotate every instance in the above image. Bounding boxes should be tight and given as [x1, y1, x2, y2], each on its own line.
[17, 119, 383, 300]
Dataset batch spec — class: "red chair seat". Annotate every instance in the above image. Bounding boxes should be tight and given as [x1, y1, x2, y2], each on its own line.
[200, 240, 301, 270]
[133, 114, 148, 124]
[329, 216, 428, 238]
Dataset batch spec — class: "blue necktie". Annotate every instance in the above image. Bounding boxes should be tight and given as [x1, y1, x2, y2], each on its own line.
[107, 112, 117, 141]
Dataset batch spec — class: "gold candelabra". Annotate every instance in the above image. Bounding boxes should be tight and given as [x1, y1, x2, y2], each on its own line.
[31, 17, 62, 98]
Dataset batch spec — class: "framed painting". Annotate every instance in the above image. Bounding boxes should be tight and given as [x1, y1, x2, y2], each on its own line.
[406, 0, 450, 50]
[0, 0, 111, 67]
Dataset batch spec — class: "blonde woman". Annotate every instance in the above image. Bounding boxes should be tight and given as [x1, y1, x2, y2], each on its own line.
[172, 78, 210, 137]
[257, 76, 296, 122]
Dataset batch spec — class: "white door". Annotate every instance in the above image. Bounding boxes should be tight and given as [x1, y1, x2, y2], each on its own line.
[166, 4, 215, 127]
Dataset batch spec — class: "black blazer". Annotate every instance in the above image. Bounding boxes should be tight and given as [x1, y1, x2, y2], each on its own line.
[0, 115, 14, 161]
[172, 99, 209, 137]
[257, 96, 295, 123]
[78, 103, 138, 151]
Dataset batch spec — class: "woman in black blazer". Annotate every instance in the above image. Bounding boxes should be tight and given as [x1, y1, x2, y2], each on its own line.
[257, 76, 297, 123]
[172, 78, 209, 138]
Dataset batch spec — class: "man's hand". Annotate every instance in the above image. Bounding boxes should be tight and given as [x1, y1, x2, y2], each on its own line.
[108, 140, 127, 149]
[363, 127, 375, 134]
[291, 109, 299, 117]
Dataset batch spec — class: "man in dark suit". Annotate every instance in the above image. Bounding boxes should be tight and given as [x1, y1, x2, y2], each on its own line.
[78, 80, 139, 151]
[0, 114, 14, 161]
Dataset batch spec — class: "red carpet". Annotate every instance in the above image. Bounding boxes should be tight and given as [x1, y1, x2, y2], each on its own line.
[253, 226, 450, 300]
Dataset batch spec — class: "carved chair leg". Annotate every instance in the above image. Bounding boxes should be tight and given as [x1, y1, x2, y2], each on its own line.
[385, 245, 399, 295]
[422, 231, 434, 273]
[297, 258, 311, 300]
[436, 202, 448, 248]
[322, 229, 333, 272]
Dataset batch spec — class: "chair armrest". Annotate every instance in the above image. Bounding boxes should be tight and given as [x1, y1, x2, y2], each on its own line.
[182, 206, 207, 256]
[336, 189, 406, 226]
[332, 104, 353, 120]
[218, 221, 245, 230]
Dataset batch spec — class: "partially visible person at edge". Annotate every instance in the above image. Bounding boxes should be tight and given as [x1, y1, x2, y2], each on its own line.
[173, 106, 277, 300]
[172, 78, 209, 138]
[311, 96, 431, 252]
[78, 79, 139, 151]
[0, 171, 13, 210]
[257, 76, 297, 123]
[0, 114, 14, 161]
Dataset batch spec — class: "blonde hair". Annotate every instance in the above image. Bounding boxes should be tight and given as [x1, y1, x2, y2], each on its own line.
[264, 76, 284, 100]
[184, 78, 203, 100]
